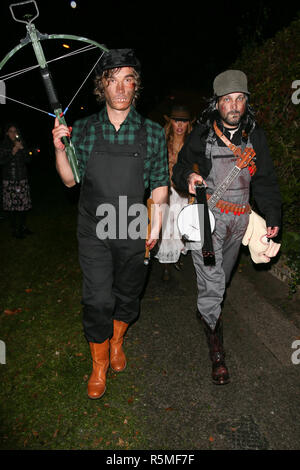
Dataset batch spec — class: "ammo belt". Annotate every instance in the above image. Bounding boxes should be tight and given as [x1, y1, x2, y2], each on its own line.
[207, 194, 251, 215]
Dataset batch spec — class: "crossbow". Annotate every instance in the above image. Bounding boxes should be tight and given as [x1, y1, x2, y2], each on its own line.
[0, 0, 109, 182]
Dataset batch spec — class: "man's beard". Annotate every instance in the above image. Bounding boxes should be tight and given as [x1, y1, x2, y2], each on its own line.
[219, 111, 245, 126]
[222, 111, 243, 126]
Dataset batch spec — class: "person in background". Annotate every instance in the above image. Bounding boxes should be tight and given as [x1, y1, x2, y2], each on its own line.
[0, 123, 32, 239]
[155, 105, 193, 281]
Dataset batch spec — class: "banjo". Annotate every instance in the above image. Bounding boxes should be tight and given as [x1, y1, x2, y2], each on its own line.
[177, 147, 256, 243]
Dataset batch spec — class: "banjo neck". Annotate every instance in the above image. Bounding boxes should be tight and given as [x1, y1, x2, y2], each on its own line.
[207, 165, 241, 210]
[206, 121, 256, 210]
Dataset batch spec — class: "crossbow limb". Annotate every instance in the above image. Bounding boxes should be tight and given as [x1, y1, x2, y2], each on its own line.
[0, 0, 109, 183]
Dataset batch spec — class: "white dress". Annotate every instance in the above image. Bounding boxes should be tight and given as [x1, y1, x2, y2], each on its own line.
[155, 186, 189, 264]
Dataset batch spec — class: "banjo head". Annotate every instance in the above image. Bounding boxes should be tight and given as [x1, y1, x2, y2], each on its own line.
[177, 203, 215, 242]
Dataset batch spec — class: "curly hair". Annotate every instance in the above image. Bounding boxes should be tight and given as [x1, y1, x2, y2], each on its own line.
[94, 67, 142, 107]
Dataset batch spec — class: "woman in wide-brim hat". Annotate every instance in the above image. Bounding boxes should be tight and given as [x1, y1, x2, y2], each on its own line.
[155, 104, 194, 280]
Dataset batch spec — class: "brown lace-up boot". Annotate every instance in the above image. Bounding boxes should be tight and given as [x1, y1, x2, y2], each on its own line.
[202, 316, 230, 385]
[110, 320, 129, 372]
[88, 340, 109, 399]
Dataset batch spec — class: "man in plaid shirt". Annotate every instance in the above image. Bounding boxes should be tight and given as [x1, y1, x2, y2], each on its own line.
[71, 105, 169, 192]
[52, 49, 169, 399]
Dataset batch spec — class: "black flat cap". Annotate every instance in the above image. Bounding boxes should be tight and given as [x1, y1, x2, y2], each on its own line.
[95, 48, 141, 75]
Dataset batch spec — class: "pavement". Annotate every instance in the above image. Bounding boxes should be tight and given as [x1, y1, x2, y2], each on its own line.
[125, 248, 300, 450]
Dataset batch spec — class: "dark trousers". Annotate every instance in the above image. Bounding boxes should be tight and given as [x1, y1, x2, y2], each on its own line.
[192, 211, 249, 330]
[9, 211, 26, 234]
[78, 232, 148, 344]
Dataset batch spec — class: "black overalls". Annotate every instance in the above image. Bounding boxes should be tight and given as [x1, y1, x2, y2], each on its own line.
[77, 121, 148, 344]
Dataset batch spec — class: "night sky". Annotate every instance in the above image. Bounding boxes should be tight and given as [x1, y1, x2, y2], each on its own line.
[0, 0, 299, 146]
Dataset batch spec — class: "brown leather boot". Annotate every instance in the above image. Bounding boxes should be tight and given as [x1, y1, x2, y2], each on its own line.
[110, 320, 129, 372]
[88, 340, 109, 399]
[201, 316, 230, 385]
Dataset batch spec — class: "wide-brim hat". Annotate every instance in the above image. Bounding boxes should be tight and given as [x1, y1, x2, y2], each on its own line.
[164, 104, 193, 122]
[213, 70, 250, 97]
[95, 48, 141, 75]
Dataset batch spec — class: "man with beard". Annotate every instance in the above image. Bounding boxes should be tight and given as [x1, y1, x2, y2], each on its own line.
[172, 70, 281, 385]
[52, 49, 169, 399]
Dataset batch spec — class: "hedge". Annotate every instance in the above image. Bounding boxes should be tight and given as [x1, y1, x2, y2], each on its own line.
[232, 17, 300, 292]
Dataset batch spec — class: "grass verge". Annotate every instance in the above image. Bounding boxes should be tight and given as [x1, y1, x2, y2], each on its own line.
[0, 169, 148, 450]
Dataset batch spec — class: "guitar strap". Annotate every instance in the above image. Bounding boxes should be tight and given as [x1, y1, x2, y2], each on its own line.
[213, 120, 243, 156]
[195, 184, 216, 266]
[213, 121, 257, 175]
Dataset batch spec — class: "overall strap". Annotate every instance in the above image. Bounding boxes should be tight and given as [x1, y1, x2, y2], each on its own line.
[213, 121, 255, 159]
[137, 117, 147, 160]
[213, 121, 242, 157]
[213, 121, 257, 176]
[205, 127, 216, 160]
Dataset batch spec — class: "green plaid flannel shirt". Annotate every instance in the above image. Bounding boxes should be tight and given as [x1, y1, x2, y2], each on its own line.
[71, 106, 169, 191]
